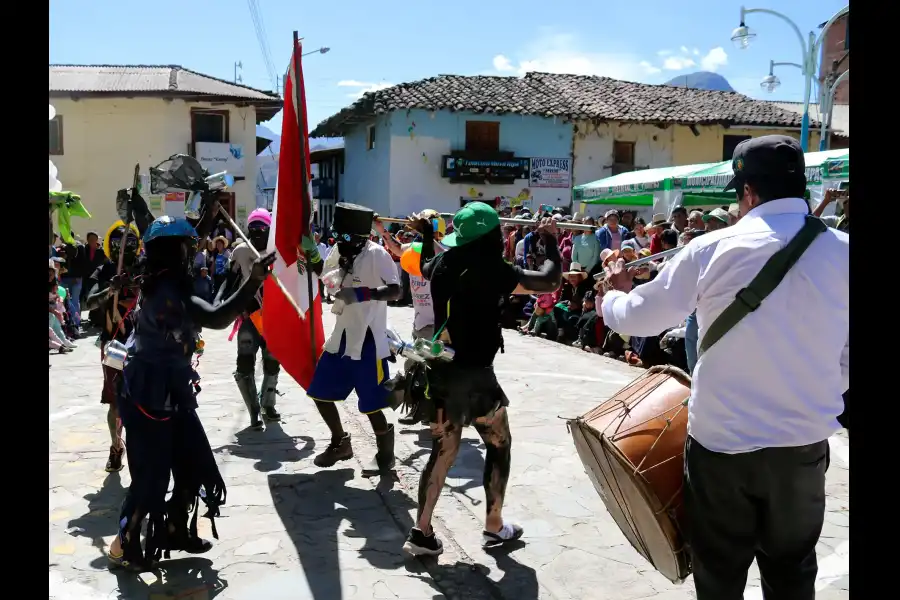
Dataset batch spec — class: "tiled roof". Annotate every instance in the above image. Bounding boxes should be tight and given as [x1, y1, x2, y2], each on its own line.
[772, 101, 849, 137]
[311, 72, 812, 137]
[49, 65, 281, 103]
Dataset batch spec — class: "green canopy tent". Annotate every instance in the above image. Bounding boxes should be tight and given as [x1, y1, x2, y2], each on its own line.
[675, 149, 850, 207]
[573, 162, 717, 216]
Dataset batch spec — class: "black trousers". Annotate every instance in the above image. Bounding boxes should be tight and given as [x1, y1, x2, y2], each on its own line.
[684, 436, 828, 600]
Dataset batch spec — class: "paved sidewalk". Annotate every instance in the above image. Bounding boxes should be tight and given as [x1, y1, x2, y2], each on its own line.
[49, 307, 849, 599]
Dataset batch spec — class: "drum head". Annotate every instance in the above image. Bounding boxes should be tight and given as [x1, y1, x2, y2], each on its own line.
[571, 424, 690, 583]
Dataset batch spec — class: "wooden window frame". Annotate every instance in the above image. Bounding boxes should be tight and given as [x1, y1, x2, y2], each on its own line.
[722, 134, 751, 162]
[366, 125, 376, 151]
[611, 140, 635, 176]
[49, 115, 64, 155]
[190, 109, 230, 154]
[465, 121, 501, 153]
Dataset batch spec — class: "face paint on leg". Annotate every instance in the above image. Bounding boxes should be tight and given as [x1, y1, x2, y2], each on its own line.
[475, 407, 512, 531]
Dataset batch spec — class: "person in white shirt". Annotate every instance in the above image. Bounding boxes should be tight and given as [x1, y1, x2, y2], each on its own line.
[374, 210, 448, 425]
[600, 136, 848, 600]
[307, 203, 403, 474]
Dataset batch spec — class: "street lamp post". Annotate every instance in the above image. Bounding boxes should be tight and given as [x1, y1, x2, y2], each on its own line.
[302, 47, 330, 57]
[759, 59, 803, 93]
[819, 69, 849, 150]
[731, 5, 849, 152]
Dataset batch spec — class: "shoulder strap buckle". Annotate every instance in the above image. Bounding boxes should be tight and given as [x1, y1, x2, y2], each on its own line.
[734, 287, 763, 312]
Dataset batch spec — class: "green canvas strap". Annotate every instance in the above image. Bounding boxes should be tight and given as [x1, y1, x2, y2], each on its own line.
[698, 215, 828, 357]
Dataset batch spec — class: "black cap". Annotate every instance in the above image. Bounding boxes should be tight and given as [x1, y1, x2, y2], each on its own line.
[724, 135, 805, 192]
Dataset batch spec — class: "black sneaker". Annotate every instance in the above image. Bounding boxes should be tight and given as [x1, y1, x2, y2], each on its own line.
[250, 409, 264, 431]
[262, 406, 281, 422]
[313, 434, 353, 467]
[402, 527, 444, 557]
[105, 446, 124, 473]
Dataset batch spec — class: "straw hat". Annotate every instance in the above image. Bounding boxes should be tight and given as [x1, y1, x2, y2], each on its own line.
[563, 262, 588, 278]
[213, 235, 230, 248]
[648, 214, 670, 229]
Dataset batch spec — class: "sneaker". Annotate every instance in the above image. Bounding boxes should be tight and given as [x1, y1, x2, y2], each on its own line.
[262, 406, 281, 422]
[482, 523, 524, 548]
[250, 409, 264, 431]
[105, 446, 125, 473]
[313, 434, 353, 467]
[402, 527, 444, 557]
[58, 346, 73, 354]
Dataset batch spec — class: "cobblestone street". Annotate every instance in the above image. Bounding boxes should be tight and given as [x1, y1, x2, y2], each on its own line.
[49, 306, 849, 600]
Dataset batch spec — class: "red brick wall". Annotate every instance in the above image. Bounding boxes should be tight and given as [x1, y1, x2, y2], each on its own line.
[819, 14, 849, 104]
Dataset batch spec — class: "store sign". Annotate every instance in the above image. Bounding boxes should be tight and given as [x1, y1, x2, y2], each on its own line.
[195, 142, 246, 178]
[529, 157, 572, 188]
[441, 155, 529, 183]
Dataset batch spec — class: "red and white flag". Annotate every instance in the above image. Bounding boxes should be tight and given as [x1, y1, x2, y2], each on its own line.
[261, 40, 324, 390]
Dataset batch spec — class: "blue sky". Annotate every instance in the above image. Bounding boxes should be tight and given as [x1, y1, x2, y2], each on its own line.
[50, 0, 847, 137]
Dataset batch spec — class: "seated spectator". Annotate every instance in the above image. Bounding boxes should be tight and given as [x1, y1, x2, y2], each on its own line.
[572, 292, 602, 352]
[49, 260, 77, 352]
[519, 294, 558, 339]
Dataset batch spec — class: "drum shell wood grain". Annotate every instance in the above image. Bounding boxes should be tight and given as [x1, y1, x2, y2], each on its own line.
[570, 368, 691, 583]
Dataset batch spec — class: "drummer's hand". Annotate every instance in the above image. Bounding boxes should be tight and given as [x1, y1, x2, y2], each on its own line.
[604, 259, 634, 293]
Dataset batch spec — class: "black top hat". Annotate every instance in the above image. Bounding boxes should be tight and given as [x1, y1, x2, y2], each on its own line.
[724, 135, 805, 191]
[332, 202, 375, 237]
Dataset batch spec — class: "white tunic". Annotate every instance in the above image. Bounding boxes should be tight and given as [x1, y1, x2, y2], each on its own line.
[322, 241, 400, 360]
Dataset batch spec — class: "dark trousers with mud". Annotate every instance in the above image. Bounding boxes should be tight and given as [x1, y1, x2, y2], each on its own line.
[684, 436, 829, 600]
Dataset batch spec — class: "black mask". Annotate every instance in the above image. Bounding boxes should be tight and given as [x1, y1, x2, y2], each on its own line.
[247, 222, 270, 252]
[335, 235, 367, 270]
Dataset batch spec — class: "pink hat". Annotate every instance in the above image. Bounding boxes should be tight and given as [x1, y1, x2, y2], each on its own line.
[248, 208, 272, 227]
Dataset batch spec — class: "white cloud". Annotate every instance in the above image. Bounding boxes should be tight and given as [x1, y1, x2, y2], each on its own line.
[336, 80, 394, 98]
[486, 31, 656, 82]
[493, 55, 515, 72]
[639, 60, 661, 75]
[663, 56, 696, 71]
[657, 49, 672, 56]
[680, 46, 690, 54]
[700, 47, 728, 72]
[692, 48, 700, 56]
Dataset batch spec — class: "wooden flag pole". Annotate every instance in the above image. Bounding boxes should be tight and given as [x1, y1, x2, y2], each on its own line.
[217, 207, 305, 318]
[292, 30, 319, 367]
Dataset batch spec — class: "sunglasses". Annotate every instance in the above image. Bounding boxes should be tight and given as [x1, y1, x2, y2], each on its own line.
[332, 231, 367, 243]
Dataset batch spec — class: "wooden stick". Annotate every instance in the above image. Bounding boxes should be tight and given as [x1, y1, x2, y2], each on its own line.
[375, 215, 596, 232]
[217, 207, 308, 318]
[112, 164, 140, 323]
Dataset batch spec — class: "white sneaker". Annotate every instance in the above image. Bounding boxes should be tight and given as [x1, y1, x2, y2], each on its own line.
[482, 522, 524, 548]
[64, 340, 78, 349]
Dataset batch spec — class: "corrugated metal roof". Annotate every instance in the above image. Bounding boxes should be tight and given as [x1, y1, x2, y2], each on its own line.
[771, 101, 849, 137]
[49, 65, 281, 103]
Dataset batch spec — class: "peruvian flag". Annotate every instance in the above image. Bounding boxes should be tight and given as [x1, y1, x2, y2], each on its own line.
[261, 39, 324, 390]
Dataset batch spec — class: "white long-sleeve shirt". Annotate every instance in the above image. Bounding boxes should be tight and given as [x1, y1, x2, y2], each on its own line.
[601, 198, 849, 453]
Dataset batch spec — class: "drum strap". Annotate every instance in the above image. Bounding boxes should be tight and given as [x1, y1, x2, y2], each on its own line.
[698, 215, 827, 357]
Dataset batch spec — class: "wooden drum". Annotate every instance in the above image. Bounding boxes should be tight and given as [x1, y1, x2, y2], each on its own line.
[568, 365, 692, 583]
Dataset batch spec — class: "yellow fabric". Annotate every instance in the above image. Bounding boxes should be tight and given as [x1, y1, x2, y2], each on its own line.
[103, 220, 141, 257]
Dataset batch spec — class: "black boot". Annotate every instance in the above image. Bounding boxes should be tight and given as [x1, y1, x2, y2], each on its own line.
[362, 425, 395, 475]
[259, 372, 281, 422]
[164, 497, 212, 556]
[235, 372, 263, 430]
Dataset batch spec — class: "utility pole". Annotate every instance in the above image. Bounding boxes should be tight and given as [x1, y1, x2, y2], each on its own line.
[234, 61, 243, 84]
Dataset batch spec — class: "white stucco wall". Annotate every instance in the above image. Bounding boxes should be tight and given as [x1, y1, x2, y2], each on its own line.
[572, 121, 676, 219]
[51, 96, 258, 233]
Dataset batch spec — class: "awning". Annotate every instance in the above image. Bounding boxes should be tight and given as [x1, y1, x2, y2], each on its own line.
[574, 162, 718, 206]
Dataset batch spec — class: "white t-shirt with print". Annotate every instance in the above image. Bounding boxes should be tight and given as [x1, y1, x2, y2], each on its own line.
[322, 240, 400, 360]
[407, 241, 446, 331]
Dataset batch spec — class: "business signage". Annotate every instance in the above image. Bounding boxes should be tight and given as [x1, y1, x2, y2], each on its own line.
[529, 157, 572, 188]
[195, 142, 246, 178]
[441, 155, 530, 183]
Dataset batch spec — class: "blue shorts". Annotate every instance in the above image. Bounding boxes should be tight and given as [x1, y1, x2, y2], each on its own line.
[307, 330, 391, 414]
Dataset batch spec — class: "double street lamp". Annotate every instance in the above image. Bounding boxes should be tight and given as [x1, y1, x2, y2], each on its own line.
[730, 5, 849, 152]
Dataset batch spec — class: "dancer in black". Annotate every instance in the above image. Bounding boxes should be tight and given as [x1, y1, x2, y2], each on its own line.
[106, 212, 275, 571]
[402, 202, 562, 556]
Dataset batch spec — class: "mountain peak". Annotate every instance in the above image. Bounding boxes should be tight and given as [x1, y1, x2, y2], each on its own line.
[664, 71, 735, 93]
